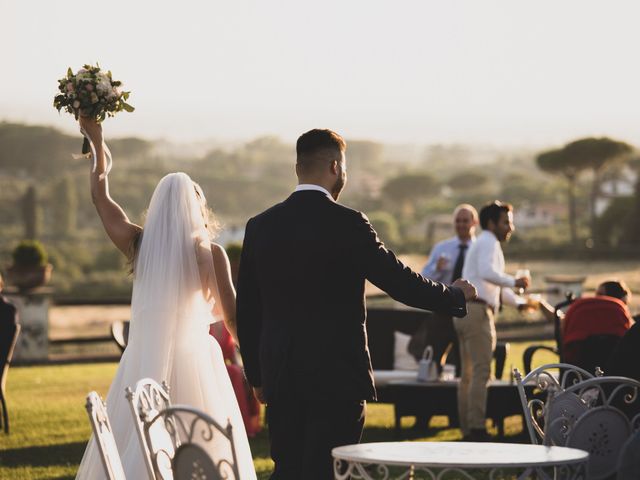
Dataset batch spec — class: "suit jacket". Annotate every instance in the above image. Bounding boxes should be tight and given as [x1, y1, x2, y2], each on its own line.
[236, 190, 467, 403]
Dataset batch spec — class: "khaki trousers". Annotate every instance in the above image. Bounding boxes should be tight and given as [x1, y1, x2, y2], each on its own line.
[453, 302, 497, 434]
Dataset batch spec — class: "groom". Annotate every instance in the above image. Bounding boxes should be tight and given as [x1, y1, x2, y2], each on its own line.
[237, 129, 477, 479]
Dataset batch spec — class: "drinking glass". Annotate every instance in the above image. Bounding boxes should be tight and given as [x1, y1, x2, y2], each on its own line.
[515, 268, 531, 295]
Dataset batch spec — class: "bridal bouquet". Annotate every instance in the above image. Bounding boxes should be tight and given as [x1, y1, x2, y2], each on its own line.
[53, 63, 134, 122]
[53, 63, 133, 167]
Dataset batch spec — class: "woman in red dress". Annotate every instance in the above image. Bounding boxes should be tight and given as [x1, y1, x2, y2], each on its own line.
[210, 320, 262, 437]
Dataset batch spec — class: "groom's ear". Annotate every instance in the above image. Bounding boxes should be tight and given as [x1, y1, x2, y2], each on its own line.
[330, 160, 339, 175]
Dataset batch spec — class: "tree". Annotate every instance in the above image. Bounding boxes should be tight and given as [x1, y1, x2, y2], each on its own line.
[52, 175, 78, 237]
[623, 167, 640, 244]
[382, 173, 438, 218]
[562, 137, 633, 240]
[22, 185, 42, 239]
[108, 137, 152, 160]
[536, 148, 585, 245]
[367, 211, 401, 248]
[594, 196, 634, 247]
[447, 172, 489, 191]
[0, 123, 77, 177]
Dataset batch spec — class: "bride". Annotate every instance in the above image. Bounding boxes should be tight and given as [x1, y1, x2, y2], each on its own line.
[75, 117, 257, 479]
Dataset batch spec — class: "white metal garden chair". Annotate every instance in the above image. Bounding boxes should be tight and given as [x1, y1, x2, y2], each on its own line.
[142, 405, 240, 480]
[514, 362, 597, 445]
[85, 391, 126, 480]
[125, 377, 171, 480]
[544, 376, 640, 479]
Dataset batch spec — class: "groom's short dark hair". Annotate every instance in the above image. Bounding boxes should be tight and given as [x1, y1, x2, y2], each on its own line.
[296, 129, 346, 173]
[479, 201, 513, 229]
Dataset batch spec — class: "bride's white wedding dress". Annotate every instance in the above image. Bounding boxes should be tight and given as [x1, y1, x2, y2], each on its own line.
[76, 173, 256, 479]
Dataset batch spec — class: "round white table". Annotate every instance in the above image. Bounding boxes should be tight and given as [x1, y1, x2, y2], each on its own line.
[332, 442, 589, 480]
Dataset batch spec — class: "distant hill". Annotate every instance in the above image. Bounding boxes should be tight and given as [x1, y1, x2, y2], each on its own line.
[0, 122, 153, 178]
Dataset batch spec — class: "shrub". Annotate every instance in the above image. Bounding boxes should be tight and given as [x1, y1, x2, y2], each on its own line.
[12, 240, 48, 268]
[225, 242, 243, 263]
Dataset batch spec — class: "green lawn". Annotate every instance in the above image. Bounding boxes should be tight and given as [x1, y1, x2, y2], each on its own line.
[0, 342, 557, 479]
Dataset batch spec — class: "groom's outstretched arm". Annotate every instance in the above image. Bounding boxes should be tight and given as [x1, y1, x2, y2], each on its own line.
[236, 218, 262, 388]
[355, 212, 469, 317]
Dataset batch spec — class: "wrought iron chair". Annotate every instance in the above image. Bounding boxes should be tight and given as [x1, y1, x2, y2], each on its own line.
[617, 428, 640, 480]
[110, 320, 130, 353]
[544, 376, 640, 480]
[125, 377, 171, 480]
[514, 362, 597, 444]
[85, 391, 126, 480]
[142, 405, 240, 480]
[522, 295, 574, 374]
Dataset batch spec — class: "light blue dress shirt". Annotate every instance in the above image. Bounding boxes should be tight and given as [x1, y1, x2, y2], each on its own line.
[421, 236, 475, 285]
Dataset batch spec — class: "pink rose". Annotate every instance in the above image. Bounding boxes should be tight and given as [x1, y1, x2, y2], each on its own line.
[73, 100, 80, 109]
[85, 84, 94, 91]
[66, 82, 74, 92]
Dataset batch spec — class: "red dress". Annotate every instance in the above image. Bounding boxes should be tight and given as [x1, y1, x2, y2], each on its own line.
[209, 322, 262, 437]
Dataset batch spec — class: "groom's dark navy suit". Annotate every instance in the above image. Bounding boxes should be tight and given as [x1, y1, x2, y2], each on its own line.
[237, 189, 467, 479]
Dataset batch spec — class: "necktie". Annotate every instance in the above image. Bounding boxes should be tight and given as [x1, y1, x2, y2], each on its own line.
[452, 243, 468, 282]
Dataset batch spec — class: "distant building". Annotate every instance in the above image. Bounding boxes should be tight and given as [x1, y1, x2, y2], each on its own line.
[513, 203, 565, 229]
[595, 166, 637, 216]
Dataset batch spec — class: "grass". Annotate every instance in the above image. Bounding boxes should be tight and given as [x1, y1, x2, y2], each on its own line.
[0, 342, 558, 479]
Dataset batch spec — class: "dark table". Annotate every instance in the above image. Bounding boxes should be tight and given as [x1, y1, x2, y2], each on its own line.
[387, 379, 536, 437]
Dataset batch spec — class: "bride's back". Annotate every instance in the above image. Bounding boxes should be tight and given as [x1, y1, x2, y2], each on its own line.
[127, 173, 215, 377]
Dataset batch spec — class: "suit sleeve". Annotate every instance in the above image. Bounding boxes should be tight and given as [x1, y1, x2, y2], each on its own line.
[356, 212, 467, 317]
[236, 217, 263, 387]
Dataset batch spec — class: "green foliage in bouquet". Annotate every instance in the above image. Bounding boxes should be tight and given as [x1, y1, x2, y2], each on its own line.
[53, 63, 134, 122]
[12, 240, 49, 268]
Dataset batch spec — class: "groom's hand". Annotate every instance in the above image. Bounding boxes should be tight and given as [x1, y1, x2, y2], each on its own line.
[452, 278, 477, 301]
[253, 386, 266, 405]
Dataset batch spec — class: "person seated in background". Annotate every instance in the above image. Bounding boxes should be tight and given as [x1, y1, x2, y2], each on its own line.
[562, 280, 633, 373]
[596, 280, 633, 306]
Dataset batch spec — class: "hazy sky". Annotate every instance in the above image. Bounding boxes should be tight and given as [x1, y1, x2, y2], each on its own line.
[2, 0, 640, 147]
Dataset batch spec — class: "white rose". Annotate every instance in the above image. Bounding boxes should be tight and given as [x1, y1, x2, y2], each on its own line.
[96, 79, 111, 94]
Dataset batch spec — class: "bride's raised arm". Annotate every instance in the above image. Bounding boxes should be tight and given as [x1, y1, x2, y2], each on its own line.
[79, 117, 142, 257]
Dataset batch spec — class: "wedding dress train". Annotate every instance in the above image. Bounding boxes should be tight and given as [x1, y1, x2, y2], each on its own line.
[76, 173, 256, 479]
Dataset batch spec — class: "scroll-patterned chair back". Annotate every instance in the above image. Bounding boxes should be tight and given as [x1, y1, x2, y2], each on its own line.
[142, 405, 240, 480]
[546, 376, 640, 480]
[125, 378, 171, 480]
[514, 362, 596, 444]
[85, 391, 126, 480]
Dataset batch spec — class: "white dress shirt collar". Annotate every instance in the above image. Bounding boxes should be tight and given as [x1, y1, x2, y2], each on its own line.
[294, 184, 333, 200]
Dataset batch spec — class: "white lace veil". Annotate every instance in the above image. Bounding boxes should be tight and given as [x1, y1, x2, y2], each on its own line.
[126, 172, 216, 383]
